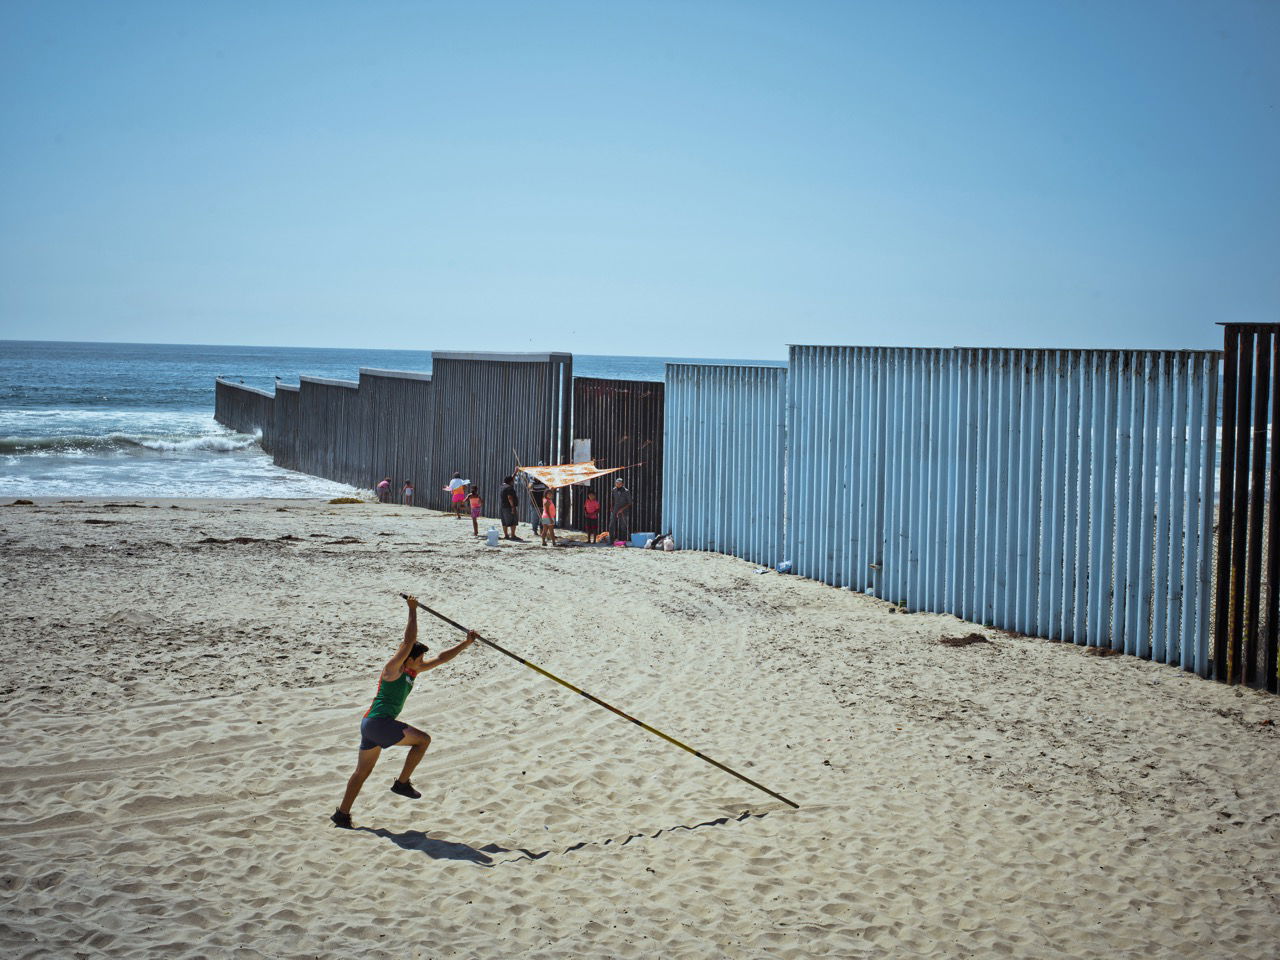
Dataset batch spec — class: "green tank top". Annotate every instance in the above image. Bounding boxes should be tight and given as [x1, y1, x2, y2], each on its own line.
[366, 669, 417, 720]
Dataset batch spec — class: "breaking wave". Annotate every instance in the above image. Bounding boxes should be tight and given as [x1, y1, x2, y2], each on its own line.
[0, 429, 261, 456]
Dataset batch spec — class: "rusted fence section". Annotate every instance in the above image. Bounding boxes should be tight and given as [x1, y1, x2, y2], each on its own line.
[214, 380, 274, 448]
[359, 368, 434, 499]
[423, 352, 573, 517]
[271, 384, 301, 472]
[662, 363, 787, 565]
[296, 376, 366, 487]
[216, 355, 573, 514]
[787, 347, 1221, 673]
[1215, 324, 1279, 692]
[568, 377, 664, 535]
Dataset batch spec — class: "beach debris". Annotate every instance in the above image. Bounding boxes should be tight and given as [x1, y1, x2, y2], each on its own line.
[197, 536, 269, 545]
[328, 497, 364, 504]
[6, 499, 34, 506]
[1084, 646, 1121, 657]
[937, 633, 990, 647]
[776, 561, 793, 574]
[83, 518, 121, 525]
[754, 567, 769, 574]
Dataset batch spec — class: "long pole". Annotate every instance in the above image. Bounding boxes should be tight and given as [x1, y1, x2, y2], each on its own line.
[403, 596, 799, 809]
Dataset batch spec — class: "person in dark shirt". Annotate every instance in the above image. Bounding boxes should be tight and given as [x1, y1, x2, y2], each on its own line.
[527, 473, 548, 535]
[609, 477, 634, 545]
[499, 476, 520, 540]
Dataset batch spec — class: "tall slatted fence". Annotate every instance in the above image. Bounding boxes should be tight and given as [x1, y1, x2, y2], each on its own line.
[214, 380, 274, 448]
[359, 368, 434, 497]
[569, 377, 664, 535]
[424, 352, 573, 517]
[297, 377, 366, 487]
[787, 346, 1220, 671]
[271, 385, 301, 472]
[1215, 323, 1279, 692]
[663, 364, 787, 565]
[216, 339, 1269, 695]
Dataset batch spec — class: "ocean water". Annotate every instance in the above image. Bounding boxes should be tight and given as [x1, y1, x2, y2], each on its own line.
[0, 340, 783, 498]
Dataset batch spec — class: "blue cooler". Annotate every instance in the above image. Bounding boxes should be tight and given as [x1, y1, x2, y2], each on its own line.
[631, 532, 655, 548]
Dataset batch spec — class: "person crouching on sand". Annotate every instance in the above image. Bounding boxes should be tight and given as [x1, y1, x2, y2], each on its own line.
[331, 594, 477, 828]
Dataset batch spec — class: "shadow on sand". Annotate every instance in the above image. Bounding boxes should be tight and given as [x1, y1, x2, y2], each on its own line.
[358, 810, 770, 867]
[353, 827, 496, 865]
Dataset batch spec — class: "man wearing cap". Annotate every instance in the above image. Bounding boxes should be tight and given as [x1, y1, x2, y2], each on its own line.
[609, 477, 634, 546]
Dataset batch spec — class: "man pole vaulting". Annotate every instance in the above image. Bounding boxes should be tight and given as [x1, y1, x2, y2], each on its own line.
[331, 594, 478, 828]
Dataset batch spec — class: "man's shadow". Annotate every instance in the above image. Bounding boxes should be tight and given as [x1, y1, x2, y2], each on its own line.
[354, 826, 495, 865]
[354, 810, 768, 867]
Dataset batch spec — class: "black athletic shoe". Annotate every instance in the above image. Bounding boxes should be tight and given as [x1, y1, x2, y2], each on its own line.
[330, 809, 353, 829]
[390, 779, 422, 799]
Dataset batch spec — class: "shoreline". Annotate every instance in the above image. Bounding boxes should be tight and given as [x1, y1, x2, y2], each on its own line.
[2, 497, 1277, 958]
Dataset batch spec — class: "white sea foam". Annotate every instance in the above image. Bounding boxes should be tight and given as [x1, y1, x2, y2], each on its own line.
[135, 432, 261, 453]
[0, 408, 358, 498]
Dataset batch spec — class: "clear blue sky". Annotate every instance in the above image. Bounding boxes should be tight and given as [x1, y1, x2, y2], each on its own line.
[1, 0, 1276, 359]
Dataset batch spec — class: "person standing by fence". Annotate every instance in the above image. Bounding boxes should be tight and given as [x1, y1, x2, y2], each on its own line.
[499, 476, 519, 540]
[443, 473, 469, 518]
[527, 471, 548, 536]
[466, 486, 484, 537]
[402, 480, 414, 506]
[540, 489, 558, 546]
[609, 477, 633, 545]
[583, 488, 602, 544]
[377, 477, 391, 503]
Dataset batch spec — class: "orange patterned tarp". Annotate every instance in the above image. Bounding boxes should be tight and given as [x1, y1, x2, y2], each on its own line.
[519, 460, 628, 489]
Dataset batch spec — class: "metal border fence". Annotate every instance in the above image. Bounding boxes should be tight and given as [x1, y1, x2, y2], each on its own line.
[1215, 323, 1279, 692]
[568, 377, 664, 535]
[271, 384, 301, 471]
[215, 337, 1278, 694]
[786, 346, 1220, 670]
[214, 380, 273, 445]
[423, 352, 573, 517]
[663, 363, 787, 565]
[297, 376, 365, 486]
[359, 368, 434, 499]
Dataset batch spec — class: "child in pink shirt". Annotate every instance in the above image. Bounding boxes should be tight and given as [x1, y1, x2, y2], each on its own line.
[540, 492, 557, 546]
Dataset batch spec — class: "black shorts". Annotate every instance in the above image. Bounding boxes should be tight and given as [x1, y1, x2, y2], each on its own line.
[360, 715, 409, 750]
[500, 507, 517, 526]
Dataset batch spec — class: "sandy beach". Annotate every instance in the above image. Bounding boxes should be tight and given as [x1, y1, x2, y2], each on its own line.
[1, 496, 1277, 959]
